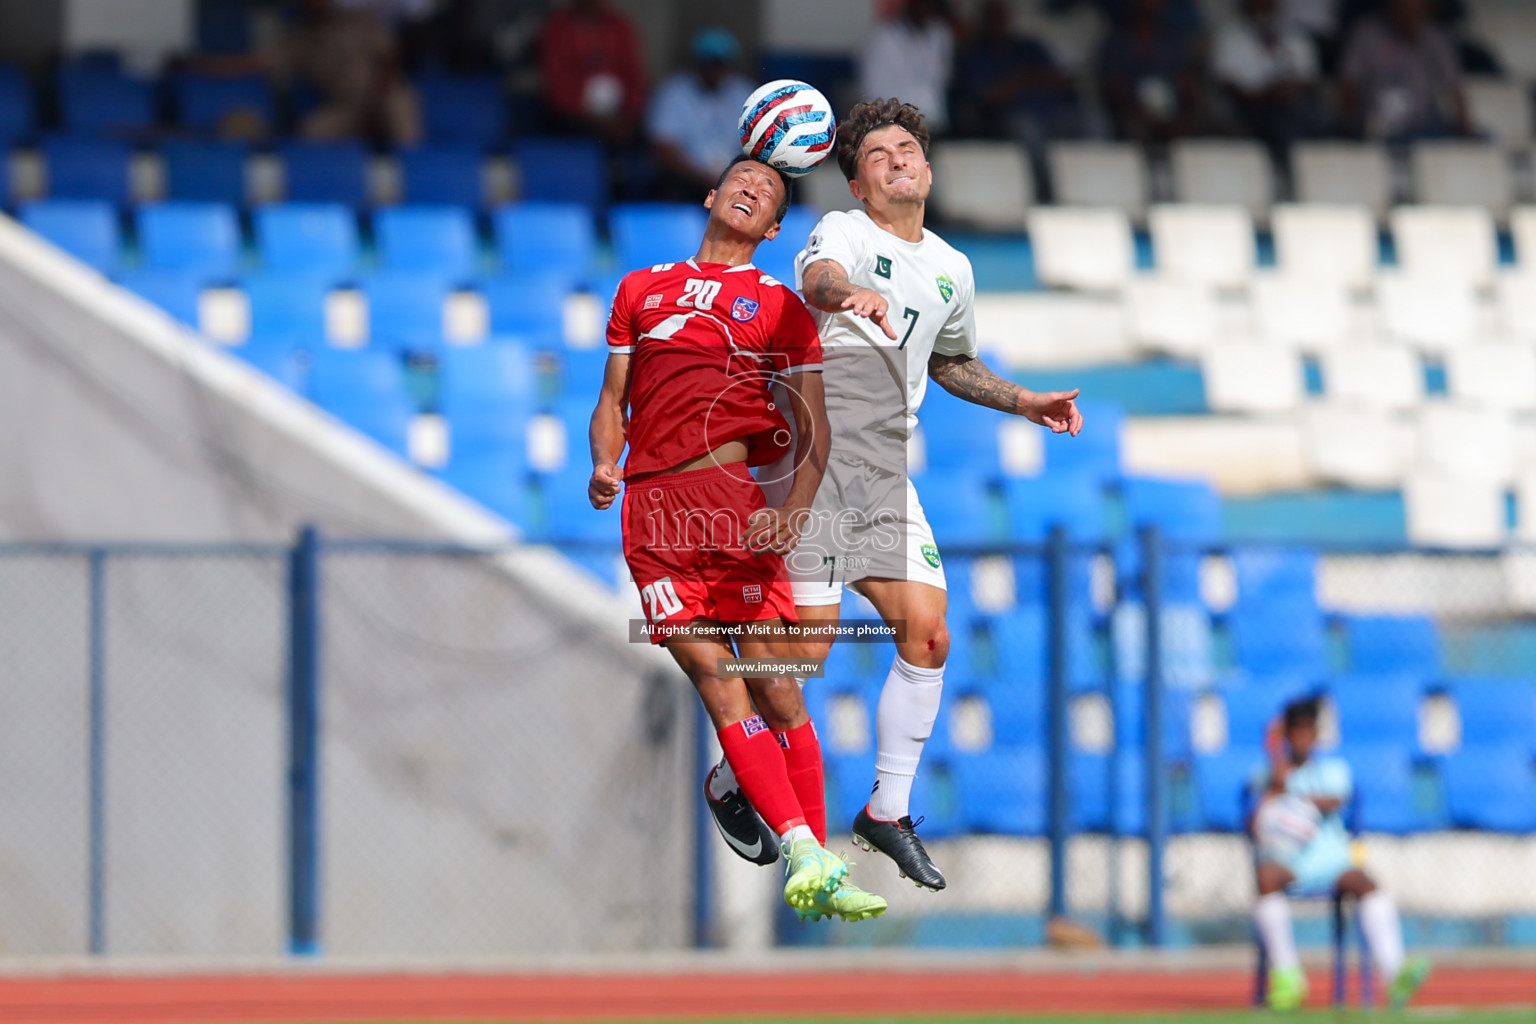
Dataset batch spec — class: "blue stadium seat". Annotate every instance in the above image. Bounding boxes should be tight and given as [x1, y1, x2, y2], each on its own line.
[494, 202, 596, 281]
[439, 342, 536, 455]
[417, 73, 505, 147]
[281, 141, 369, 206]
[244, 272, 331, 342]
[172, 73, 273, 133]
[1345, 743, 1437, 834]
[1343, 614, 1441, 677]
[610, 203, 709, 273]
[1006, 473, 1106, 542]
[1195, 746, 1264, 830]
[908, 757, 964, 839]
[0, 65, 35, 146]
[254, 203, 359, 279]
[161, 140, 248, 204]
[1222, 682, 1315, 750]
[753, 205, 819, 285]
[1044, 400, 1123, 483]
[374, 204, 479, 279]
[58, 67, 154, 134]
[1332, 675, 1423, 749]
[21, 200, 120, 273]
[1441, 746, 1536, 832]
[915, 469, 1006, 546]
[956, 675, 1046, 748]
[1122, 476, 1222, 545]
[397, 145, 483, 207]
[1112, 600, 1216, 691]
[439, 451, 531, 523]
[483, 271, 571, 345]
[1230, 595, 1328, 678]
[554, 344, 609, 396]
[921, 390, 1000, 474]
[43, 137, 130, 203]
[1232, 546, 1319, 605]
[954, 746, 1047, 835]
[1450, 678, 1536, 749]
[118, 270, 203, 328]
[232, 335, 305, 391]
[990, 602, 1099, 690]
[306, 348, 412, 455]
[1069, 750, 1145, 833]
[515, 138, 607, 210]
[823, 753, 874, 827]
[362, 271, 449, 350]
[538, 461, 622, 542]
[196, 0, 254, 54]
[1114, 681, 1194, 761]
[136, 202, 241, 280]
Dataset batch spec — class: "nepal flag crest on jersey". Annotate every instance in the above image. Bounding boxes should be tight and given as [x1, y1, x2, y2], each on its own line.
[731, 296, 761, 322]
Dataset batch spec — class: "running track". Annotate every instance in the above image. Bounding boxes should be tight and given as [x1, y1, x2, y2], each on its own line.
[1, 965, 1533, 1023]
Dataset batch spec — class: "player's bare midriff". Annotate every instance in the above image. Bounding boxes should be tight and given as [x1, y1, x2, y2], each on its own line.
[628, 439, 750, 481]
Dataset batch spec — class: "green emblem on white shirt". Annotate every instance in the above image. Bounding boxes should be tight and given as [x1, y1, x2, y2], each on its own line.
[936, 275, 955, 303]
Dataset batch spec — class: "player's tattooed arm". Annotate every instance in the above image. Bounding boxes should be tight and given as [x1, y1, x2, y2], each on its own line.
[800, 259, 898, 339]
[927, 352, 1084, 435]
[588, 352, 632, 509]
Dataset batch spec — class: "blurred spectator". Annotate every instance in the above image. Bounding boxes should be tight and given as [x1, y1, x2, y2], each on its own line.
[951, 1, 1084, 156]
[1097, 0, 1209, 145]
[1339, 0, 1469, 141]
[859, 0, 958, 133]
[648, 29, 753, 201]
[1051, 0, 1203, 33]
[1214, 0, 1331, 155]
[1282, 0, 1342, 71]
[539, 0, 646, 146]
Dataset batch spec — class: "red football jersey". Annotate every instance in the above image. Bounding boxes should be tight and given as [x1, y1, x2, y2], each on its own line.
[607, 259, 822, 478]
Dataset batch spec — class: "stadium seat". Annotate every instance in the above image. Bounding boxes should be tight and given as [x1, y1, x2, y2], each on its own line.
[916, 469, 1006, 546]
[1450, 678, 1536, 749]
[440, 451, 530, 523]
[1114, 681, 1194, 761]
[553, 344, 607, 396]
[514, 138, 607, 210]
[416, 73, 505, 147]
[538, 460, 625, 543]
[1270, 203, 1378, 290]
[20, 199, 120, 273]
[974, 292, 1135, 367]
[1195, 746, 1265, 830]
[281, 141, 369, 206]
[1403, 470, 1507, 549]
[161, 140, 248, 204]
[482, 271, 571, 345]
[1445, 344, 1536, 413]
[1148, 203, 1256, 289]
[1411, 142, 1514, 221]
[1125, 278, 1219, 356]
[1345, 743, 1435, 834]
[58, 66, 154, 134]
[1417, 404, 1517, 485]
[1232, 546, 1318, 603]
[362, 271, 450, 350]
[1344, 615, 1441, 677]
[1224, 683, 1314, 749]
[1170, 139, 1273, 222]
[118, 269, 204, 328]
[609, 203, 709, 273]
[136, 202, 242, 280]
[440, 342, 535, 478]
[1251, 276, 1349, 349]
[1005, 472, 1105, 543]
[254, 203, 359, 280]
[374, 205, 479, 280]
[306, 348, 413, 455]
[1319, 344, 1423, 411]
[1376, 274, 1478, 351]
[1112, 599, 1215, 690]
[232, 335, 305, 390]
[0, 65, 35, 146]
[43, 136, 130, 204]
[1043, 400, 1122, 483]
[1028, 206, 1136, 291]
[244, 272, 331, 342]
[800, 162, 860, 214]
[1441, 746, 1536, 832]
[172, 73, 274, 134]
[1389, 205, 1499, 290]
[1512, 205, 1536, 270]
[1465, 77, 1533, 152]
[1123, 476, 1222, 546]
[1301, 405, 1414, 489]
[929, 140, 1033, 230]
[1292, 142, 1393, 221]
[753, 205, 818, 286]
[494, 202, 596, 281]
[398, 145, 483, 207]
[1201, 344, 1304, 414]
[1332, 675, 1423, 748]
[1230, 596, 1328, 677]
[1045, 141, 1149, 221]
[1069, 750, 1145, 834]
[954, 746, 1047, 835]
[921, 390, 1002, 473]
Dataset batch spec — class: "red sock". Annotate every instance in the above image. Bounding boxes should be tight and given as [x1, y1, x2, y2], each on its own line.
[775, 720, 826, 845]
[717, 716, 807, 837]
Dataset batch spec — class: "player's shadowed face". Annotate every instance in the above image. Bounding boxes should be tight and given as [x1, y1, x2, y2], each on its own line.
[703, 161, 784, 242]
[852, 124, 932, 209]
[1286, 719, 1318, 763]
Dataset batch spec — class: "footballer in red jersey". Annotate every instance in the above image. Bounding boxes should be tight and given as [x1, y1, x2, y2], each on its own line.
[587, 155, 886, 921]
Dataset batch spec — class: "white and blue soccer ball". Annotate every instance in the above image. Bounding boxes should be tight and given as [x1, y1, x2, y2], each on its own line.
[737, 79, 836, 178]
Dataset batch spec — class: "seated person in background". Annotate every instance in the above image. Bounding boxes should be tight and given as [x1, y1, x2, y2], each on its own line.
[539, 0, 646, 146]
[647, 29, 754, 202]
[1339, 0, 1470, 141]
[860, 0, 959, 134]
[951, 0, 1085, 159]
[1097, 0, 1211, 144]
[1213, 0, 1332, 156]
[1251, 696, 1429, 1012]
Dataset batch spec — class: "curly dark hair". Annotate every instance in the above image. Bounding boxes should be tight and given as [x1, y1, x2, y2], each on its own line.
[1283, 696, 1322, 731]
[835, 97, 931, 182]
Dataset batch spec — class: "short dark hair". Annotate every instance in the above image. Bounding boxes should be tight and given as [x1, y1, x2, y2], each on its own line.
[836, 97, 931, 182]
[1283, 696, 1322, 731]
[715, 154, 792, 223]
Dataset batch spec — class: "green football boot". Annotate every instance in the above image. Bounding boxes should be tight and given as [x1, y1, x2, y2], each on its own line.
[1389, 957, 1431, 1008]
[781, 839, 847, 914]
[796, 876, 889, 923]
[1267, 965, 1308, 1011]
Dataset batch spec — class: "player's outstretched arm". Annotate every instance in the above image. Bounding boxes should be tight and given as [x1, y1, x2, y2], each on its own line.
[800, 259, 898, 340]
[744, 371, 830, 555]
[927, 352, 1084, 436]
[588, 352, 631, 510]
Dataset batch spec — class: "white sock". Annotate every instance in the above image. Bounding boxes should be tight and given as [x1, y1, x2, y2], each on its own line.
[780, 823, 816, 846]
[1359, 891, 1405, 981]
[1254, 893, 1300, 970]
[707, 758, 737, 800]
[868, 655, 944, 822]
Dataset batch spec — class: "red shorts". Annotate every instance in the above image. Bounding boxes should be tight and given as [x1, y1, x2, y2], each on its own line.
[622, 463, 798, 643]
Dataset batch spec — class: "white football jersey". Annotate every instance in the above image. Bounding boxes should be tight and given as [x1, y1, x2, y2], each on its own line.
[793, 209, 977, 472]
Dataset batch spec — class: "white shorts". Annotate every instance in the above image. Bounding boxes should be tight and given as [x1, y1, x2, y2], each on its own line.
[777, 457, 947, 607]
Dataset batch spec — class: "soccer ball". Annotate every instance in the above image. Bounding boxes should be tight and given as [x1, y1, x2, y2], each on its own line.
[737, 79, 836, 178]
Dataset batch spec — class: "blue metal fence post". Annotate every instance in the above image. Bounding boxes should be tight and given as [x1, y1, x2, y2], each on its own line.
[1047, 525, 1070, 920]
[1142, 524, 1167, 947]
[693, 695, 715, 948]
[287, 525, 322, 956]
[87, 549, 107, 956]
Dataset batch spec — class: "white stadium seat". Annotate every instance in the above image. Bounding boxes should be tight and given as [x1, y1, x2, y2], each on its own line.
[1376, 273, 1479, 350]
[1125, 278, 1219, 356]
[800, 163, 860, 214]
[972, 292, 1133, 368]
[1405, 469, 1507, 549]
[1170, 139, 1274, 222]
[1511, 206, 1536, 269]
[1046, 141, 1149, 222]
[1321, 344, 1424, 410]
[1465, 77, 1534, 151]
[1028, 206, 1135, 291]
[1389, 205, 1499, 289]
[1251, 275, 1351, 349]
[1446, 343, 1536, 412]
[1411, 142, 1514, 221]
[1148, 204, 1256, 289]
[1202, 344, 1303, 413]
[930, 141, 1033, 230]
[1300, 405, 1414, 489]
[1468, 0, 1536, 80]
[1271, 203, 1378, 290]
[1497, 271, 1536, 339]
[1292, 142, 1393, 221]
[1418, 403, 1518, 485]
